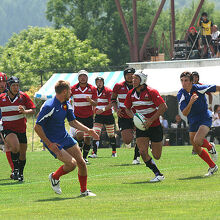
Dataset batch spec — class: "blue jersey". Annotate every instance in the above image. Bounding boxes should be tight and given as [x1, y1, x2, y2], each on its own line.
[36, 96, 76, 143]
[177, 84, 216, 125]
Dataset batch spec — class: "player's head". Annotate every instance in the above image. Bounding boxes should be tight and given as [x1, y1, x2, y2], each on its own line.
[55, 80, 71, 101]
[192, 71, 199, 84]
[0, 72, 7, 93]
[78, 70, 88, 85]
[95, 76, 104, 89]
[7, 76, 19, 96]
[133, 70, 147, 88]
[180, 71, 193, 90]
[124, 67, 135, 84]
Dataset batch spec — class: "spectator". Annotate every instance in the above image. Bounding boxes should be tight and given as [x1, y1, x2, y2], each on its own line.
[211, 25, 220, 56]
[210, 105, 220, 143]
[160, 116, 168, 128]
[197, 12, 215, 58]
[170, 115, 188, 146]
[211, 110, 220, 144]
[187, 27, 201, 58]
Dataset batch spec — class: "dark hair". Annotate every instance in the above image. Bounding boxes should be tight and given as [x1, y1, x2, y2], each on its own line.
[55, 80, 70, 94]
[95, 76, 104, 83]
[201, 12, 208, 17]
[180, 71, 193, 82]
[214, 104, 220, 113]
[192, 71, 200, 81]
[124, 67, 135, 76]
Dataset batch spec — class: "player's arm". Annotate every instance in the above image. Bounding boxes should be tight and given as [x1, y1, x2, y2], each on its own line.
[207, 93, 213, 110]
[34, 124, 62, 157]
[86, 96, 97, 106]
[18, 106, 35, 114]
[216, 86, 220, 91]
[111, 91, 124, 117]
[96, 102, 112, 115]
[69, 120, 99, 139]
[182, 93, 198, 116]
[124, 92, 133, 118]
[144, 103, 167, 129]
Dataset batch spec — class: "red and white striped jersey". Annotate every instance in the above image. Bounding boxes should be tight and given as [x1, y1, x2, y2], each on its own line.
[95, 86, 112, 116]
[124, 86, 165, 127]
[113, 81, 132, 119]
[71, 83, 97, 118]
[0, 91, 35, 133]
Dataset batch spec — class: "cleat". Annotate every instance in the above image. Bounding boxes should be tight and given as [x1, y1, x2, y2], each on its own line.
[49, 173, 62, 194]
[10, 173, 13, 179]
[18, 174, 24, 182]
[150, 175, 165, 183]
[112, 153, 117, 157]
[88, 154, 97, 158]
[132, 157, 141, 165]
[208, 143, 218, 162]
[80, 189, 96, 197]
[205, 165, 218, 177]
[11, 169, 19, 180]
[84, 158, 89, 164]
[192, 150, 197, 155]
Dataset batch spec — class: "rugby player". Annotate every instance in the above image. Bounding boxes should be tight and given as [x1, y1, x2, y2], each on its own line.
[0, 76, 35, 181]
[111, 68, 141, 164]
[125, 70, 167, 182]
[177, 71, 219, 176]
[89, 76, 117, 158]
[35, 80, 98, 196]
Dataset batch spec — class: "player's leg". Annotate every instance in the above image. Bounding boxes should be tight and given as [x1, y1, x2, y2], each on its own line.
[49, 148, 77, 194]
[106, 124, 117, 157]
[190, 125, 218, 176]
[89, 122, 102, 157]
[136, 136, 164, 182]
[66, 144, 96, 196]
[4, 132, 20, 180]
[75, 130, 84, 150]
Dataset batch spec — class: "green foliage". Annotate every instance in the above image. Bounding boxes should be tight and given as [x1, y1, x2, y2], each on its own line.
[0, 27, 110, 91]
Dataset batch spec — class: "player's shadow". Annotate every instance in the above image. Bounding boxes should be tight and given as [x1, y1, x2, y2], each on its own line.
[0, 181, 23, 186]
[178, 175, 204, 180]
[123, 181, 152, 184]
[111, 164, 143, 167]
[35, 196, 83, 202]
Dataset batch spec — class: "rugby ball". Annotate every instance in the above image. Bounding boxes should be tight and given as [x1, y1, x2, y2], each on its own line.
[133, 113, 146, 131]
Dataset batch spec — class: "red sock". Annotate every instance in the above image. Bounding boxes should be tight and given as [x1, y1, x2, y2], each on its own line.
[201, 139, 212, 151]
[6, 151, 14, 170]
[78, 174, 87, 192]
[52, 165, 68, 180]
[199, 149, 215, 168]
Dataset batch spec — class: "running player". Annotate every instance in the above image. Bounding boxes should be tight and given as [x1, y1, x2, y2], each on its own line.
[71, 70, 97, 163]
[124, 70, 167, 182]
[89, 76, 117, 158]
[0, 72, 14, 175]
[35, 80, 98, 196]
[111, 68, 141, 164]
[177, 71, 219, 176]
[0, 76, 36, 181]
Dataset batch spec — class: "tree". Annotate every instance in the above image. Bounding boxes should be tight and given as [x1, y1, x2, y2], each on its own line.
[0, 26, 110, 90]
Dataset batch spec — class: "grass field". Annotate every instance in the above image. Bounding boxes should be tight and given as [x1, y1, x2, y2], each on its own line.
[0, 144, 220, 220]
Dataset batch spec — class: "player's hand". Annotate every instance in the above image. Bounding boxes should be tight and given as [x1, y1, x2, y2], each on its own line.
[87, 129, 99, 140]
[18, 105, 26, 114]
[48, 143, 62, 158]
[96, 109, 104, 115]
[86, 96, 92, 103]
[117, 108, 123, 117]
[143, 118, 153, 129]
[190, 93, 198, 104]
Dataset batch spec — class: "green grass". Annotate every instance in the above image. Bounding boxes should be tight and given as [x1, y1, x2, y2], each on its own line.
[0, 145, 220, 220]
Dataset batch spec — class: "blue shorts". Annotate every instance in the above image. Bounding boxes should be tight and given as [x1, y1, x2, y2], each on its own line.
[189, 118, 212, 132]
[43, 134, 77, 158]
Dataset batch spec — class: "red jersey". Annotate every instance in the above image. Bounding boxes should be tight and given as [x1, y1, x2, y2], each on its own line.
[0, 91, 35, 133]
[71, 83, 97, 118]
[124, 86, 165, 127]
[113, 81, 132, 118]
[95, 86, 113, 116]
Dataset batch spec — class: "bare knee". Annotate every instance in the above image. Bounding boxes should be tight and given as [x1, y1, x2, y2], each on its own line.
[193, 137, 203, 147]
[77, 158, 87, 169]
[152, 154, 161, 160]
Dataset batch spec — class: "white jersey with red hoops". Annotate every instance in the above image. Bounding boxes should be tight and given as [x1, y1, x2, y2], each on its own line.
[0, 91, 35, 133]
[71, 83, 97, 118]
[113, 81, 132, 119]
[124, 86, 165, 127]
[95, 86, 113, 116]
